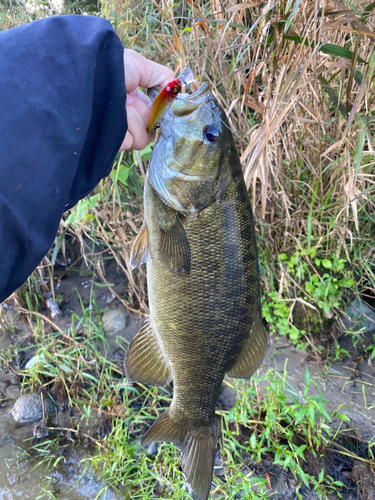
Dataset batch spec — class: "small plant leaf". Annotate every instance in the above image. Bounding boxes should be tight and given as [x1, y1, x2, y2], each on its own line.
[51, 231, 66, 265]
[318, 76, 347, 117]
[322, 259, 332, 269]
[117, 165, 131, 186]
[284, 35, 367, 63]
[338, 413, 350, 421]
[318, 467, 324, 482]
[305, 367, 311, 387]
[250, 432, 257, 449]
[365, 1, 375, 13]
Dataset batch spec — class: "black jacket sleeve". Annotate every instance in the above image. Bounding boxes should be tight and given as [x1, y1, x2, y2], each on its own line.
[0, 15, 127, 303]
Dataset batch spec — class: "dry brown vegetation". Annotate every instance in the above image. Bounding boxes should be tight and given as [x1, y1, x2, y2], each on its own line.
[105, 0, 375, 344]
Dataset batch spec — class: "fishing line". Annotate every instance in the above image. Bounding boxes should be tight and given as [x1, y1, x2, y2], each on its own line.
[204, 101, 375, 256]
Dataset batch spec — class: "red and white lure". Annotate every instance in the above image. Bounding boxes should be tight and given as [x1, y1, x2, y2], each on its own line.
[146, 67, 195, 133]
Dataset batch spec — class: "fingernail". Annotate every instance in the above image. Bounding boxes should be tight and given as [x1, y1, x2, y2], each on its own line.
[127, 95, 134, 104]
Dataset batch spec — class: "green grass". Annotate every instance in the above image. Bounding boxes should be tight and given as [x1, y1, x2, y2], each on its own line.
[17, 326, 368, 500]
[3, 285, 375, 498]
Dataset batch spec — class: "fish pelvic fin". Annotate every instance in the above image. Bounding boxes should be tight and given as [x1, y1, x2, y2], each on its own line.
[124, 322, 171, 387]
[130, 221, 149, 270]
[143, 410, 215, 500]
[227, 314, 268, 379]
[157, 214, 191, 274]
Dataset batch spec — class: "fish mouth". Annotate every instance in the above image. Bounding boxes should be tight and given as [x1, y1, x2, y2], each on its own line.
[156, 82, 210, 140]
[146, 81, 209, 133]
[148, 82, 211, 143]
[171, 83, 209, 116]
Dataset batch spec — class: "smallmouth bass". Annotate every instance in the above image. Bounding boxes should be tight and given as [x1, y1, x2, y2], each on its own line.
[125, 82, 267, 500]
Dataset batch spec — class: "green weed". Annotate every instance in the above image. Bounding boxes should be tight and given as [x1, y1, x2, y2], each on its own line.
[262, 246, 356, 343]
[365, 334, 375, 362]
[223, 366, 349, 499]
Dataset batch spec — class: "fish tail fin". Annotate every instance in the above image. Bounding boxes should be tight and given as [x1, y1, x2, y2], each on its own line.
[143, 410, 215, 500]
[181, 424, 216, 500]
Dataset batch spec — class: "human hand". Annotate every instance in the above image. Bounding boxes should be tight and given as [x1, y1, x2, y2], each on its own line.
[120, 49, 175, 151]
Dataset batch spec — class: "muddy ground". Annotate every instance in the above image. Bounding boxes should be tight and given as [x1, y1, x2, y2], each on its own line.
[1, 256, 375, 499]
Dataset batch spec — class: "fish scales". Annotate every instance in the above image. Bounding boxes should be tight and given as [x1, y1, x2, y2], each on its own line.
[146, 171, 259, 421]
[125, 84, 267, 500]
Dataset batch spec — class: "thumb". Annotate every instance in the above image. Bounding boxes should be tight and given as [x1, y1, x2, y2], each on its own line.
[123, 49, 175, 93]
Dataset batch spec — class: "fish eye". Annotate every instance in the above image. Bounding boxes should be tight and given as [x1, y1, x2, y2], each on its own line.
[204, 125, 220, 143]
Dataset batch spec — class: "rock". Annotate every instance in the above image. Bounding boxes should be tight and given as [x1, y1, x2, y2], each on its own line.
[342, 297, 375, 335]
[5, 384, 21, 401]
[25, 353, 46, 369]
[147, 441, 159, 458]
[103, 307, 129, 335]
[6, 472, 18, 487]
[106, 294, 116, 304]
[11, 393, 56, 424]
[217, 382, 237, 410]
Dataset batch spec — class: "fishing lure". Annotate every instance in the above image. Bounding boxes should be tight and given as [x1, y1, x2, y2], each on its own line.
[146, 67, 195, 133]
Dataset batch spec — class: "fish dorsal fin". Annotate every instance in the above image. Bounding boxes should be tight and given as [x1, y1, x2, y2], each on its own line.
[227, 314, 268, 379]
[124, 322, 171, 387]
[130, 222, 149, 270]
[157, 215, 191, 274]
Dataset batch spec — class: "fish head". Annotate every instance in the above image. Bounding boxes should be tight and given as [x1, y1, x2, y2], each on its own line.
[148, 83, 234, 214]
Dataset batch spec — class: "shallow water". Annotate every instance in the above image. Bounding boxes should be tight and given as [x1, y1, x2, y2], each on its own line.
[0, 397, 123, 500]
[0, 305, 141, 500]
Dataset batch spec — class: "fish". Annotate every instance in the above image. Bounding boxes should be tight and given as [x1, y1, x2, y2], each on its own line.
[125, 82, 268, 500]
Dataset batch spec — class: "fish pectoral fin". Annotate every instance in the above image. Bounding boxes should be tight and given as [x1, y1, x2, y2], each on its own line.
[130, 222, 149, 270]
[157, 215, 191, 274]
[124, 322, 171, 387]
[142, 411, 216, 500]
[227, 314, 268, 379]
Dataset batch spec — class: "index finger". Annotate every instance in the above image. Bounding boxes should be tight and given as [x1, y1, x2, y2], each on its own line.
[123, 49, 175, 94]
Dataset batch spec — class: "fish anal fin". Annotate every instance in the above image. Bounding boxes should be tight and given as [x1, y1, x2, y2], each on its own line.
[157, 215, 191, 274]
[142, 411, 216, 500]
[142, 408, 186, 446]
[124, 322, 170, 387]
[227, 315, 268, 379]
[130, 222, 149, 270]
